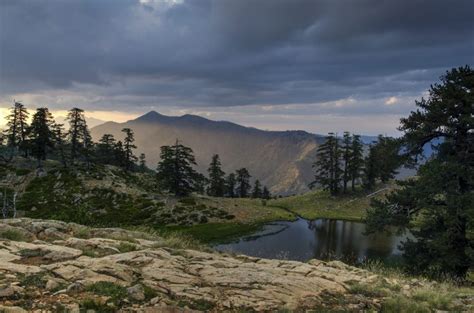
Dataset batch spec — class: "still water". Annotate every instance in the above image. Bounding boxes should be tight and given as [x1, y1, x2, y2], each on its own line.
[215, 218, 410, 263]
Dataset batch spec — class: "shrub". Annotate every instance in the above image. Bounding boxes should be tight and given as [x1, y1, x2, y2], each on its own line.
[0, 229, 27, 241]
[117, 242, 137, 253]
[85, 281, 127, 305]
[381, 295, 430, 313]
[80, 299, 116, 313]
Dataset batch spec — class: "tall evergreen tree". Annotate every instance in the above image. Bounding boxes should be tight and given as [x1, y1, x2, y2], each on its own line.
[225, 173, 237, 198]
[156, 140, 199, 196]
[66, 108, 89, 162]
[262, 186, 271, 200]
[235, 168, 251, 198]
[366, 66, 474, 279]
[194, 173, 208, 195]
[81, 124, 94, 167]
[310, 132, 342, 195]
[341, 131, 352, 193]
[376, 135, 402, 183]
[349, 134, 364, 191]
[114, 141, 126, 167]
[97, 134, 116, 164]
[207, 154, 226, 197]
[363, 135, 402, 190]
[52, 123, 68, 168]
[28, 108, 55, 167]
[122, 128, 137, 170]
[5, 101, 29, 156]
[363, 143, 378, 190]
[251, 179, 262, 198]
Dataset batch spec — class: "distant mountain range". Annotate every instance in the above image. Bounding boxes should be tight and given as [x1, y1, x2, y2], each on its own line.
[91, 111, 327, 195]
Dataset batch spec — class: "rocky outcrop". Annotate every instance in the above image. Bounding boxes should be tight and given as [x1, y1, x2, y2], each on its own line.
[0, 218, 471, 312]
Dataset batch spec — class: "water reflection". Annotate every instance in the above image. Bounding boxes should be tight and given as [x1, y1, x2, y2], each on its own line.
[215, 218, 410, 263]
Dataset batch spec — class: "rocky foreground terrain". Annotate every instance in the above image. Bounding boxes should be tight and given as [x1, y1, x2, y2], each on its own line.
[0, 219, 472, 312]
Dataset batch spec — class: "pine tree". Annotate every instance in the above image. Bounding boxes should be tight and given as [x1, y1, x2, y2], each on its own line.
[122, 128, 137, 171]
[262, 186, 271, 200]
[225, 173, 236, 198]
[5, 101, 29, 156]
[156, 140, 199, 196]
[363, 135, 402, 190]
[114, 141, 126, 167]
[363, 143, 378, 190]
[251, 179, 262, 198]
[376, 135, 402, 183]
[97, 134, 116, 164]
[207, 154, 226, 197]
[349, 134, 364, 191]
[341, 131, 352, 193]
[366, 66, 474, 279]
[52, 123, 68, 168]
[81, 123, 93, 168]
[66, 108, 89, 162]
[28, 108, 55, 167]
[139, 153, 146, 171]
[310, 132, 342, 195]
[235, 168, 251, 198]
[193, 173, 208, 195]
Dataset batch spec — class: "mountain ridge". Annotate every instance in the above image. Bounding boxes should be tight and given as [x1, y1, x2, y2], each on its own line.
[91, 111, 327, 195]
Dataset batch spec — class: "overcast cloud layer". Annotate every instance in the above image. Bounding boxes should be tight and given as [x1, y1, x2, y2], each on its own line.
[1, 0, 473, 135]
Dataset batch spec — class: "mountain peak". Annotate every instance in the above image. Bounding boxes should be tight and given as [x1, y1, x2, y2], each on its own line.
[134, 111, 165, 122]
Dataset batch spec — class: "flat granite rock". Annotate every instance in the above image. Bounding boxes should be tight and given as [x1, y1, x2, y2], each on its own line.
[0, 218, 461, 312]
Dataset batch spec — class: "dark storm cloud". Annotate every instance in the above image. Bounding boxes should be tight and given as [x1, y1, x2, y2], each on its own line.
[0, 0, 473, 110]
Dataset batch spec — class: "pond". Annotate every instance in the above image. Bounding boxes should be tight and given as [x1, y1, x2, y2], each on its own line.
[215, 218, 411, 263]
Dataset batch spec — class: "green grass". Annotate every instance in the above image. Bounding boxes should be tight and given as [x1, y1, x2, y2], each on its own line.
[349, 260, 474, 313]
[80, 298, 116, 313]
[19, 272, 47, 288]
[197, 197, 295, 223]
[117, 242, 138, 253]
[269, 187, 393, 221]
[85, 281, 127, 304]
[161, 222, 265, 244]
[0, 229, 28, 241]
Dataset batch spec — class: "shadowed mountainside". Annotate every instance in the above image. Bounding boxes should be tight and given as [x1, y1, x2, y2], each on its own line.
[91, 111, 326, 195]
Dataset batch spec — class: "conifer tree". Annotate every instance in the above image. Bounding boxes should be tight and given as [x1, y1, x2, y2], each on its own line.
[251, 179, 262, 198]
[207, 154, 226, 197]
[97, 134, 116, 164]
[122, 128, 137, 171]
[235, 168, 251, 198]
[81, 124, 94, 167]
[366, 66, 474, 279]
[28, 108, 55, 167]
[225, 173, 236, 198]
[363, 144, 378, 190]
[262, 186, 271, 200]
[139, 153, 146, 171]
[66, 108, 89, 162]
[5, 101, 29, 156]
[114, 141, 126, 167]
[376, 135, 402, 183]
[341, 131, 352, 193]
[349, 134, 364, 191]
[53, 123, 68, 168]
[194, 173, 208, 195]
[156, 140, 199, 196]
[310, 132, 342, 195]
[363, 135, 402, 190]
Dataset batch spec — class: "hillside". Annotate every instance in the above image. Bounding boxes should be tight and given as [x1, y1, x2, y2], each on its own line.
[91, 111, 326, 195]
[2, 160, 294, 242]
[1, 218, 472, 312]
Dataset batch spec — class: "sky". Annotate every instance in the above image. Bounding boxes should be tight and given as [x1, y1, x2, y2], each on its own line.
[0, 0, 473, 136]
